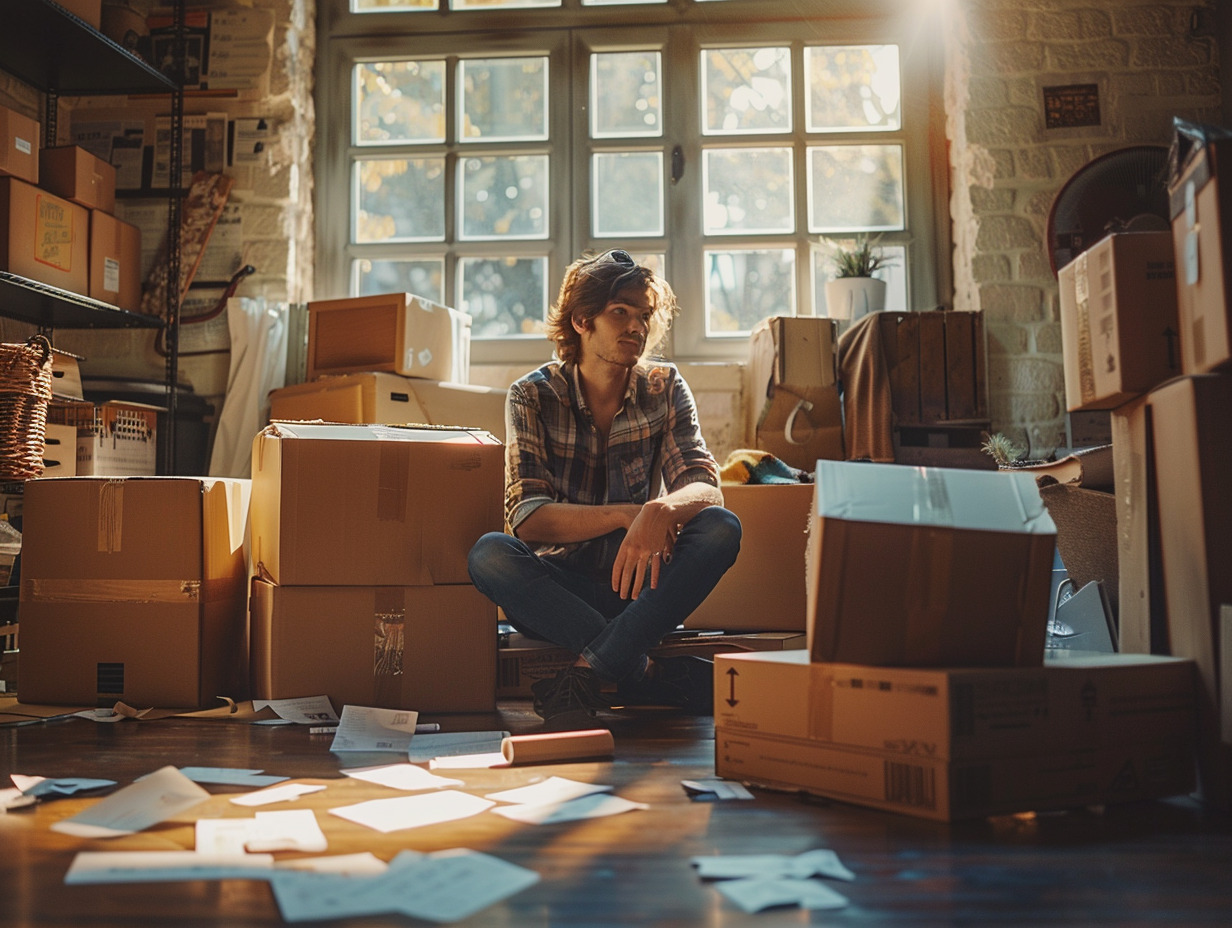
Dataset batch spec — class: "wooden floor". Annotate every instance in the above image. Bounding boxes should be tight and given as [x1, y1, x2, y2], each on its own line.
[3, 700, 1232, 927]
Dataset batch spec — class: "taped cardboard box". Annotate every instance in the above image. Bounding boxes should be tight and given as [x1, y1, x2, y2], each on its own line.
[0, 177, 89, 295]
[746, 316, 843, 471]
[39, 146, 116, 213]
[250, 422, 503, 587]
[1150, 372, 1232, 809]
[1168, 132, 1232, 374]
[17, 477, 251, 709]
[685, 483, 813, 631]
[306, 292, 472, 383]
[806, 461, 1056, 667]
[714, 649, 1197, 821]
[1057, 231, 1180, 412]
[250, 578, 496, 713]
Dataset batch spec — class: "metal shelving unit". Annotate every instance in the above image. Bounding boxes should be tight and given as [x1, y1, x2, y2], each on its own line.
[0, 0, 185, 472]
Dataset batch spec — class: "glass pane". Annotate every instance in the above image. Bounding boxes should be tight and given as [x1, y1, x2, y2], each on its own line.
[460, 256, 550, 338]
[703, 147, 794, 235]
[354, 257, 445, 302]
[459, 155, 549, 240]
[356, 60, 446, 145]
[701, 47, 791, 135]
[807, 145, 904, 232]
[593, 152, 664, 237]
[354, 0, 438, 10]
[355, 157, 446, 242]
[812, 242, 907, 317]
[451, 0, 558, 7]
[805, 45, 901, 132]
[459, 57, 549, 141]
[591, 51, 663, 138]
[705, 248, 796, 335]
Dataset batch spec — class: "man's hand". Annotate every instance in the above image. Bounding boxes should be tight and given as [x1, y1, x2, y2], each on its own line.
[612, 499, 680, 600]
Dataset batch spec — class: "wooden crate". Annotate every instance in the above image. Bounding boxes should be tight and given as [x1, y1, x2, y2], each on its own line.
[878, 311, 988, 425]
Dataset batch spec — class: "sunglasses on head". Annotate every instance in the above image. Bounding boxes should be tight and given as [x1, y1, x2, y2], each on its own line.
[595, 249, 636, 268]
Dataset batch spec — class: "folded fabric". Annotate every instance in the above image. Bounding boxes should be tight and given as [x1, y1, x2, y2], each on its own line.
[719, 449, 813, 485]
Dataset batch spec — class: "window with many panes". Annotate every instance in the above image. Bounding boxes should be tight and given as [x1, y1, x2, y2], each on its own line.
[316, 0, 947, 365]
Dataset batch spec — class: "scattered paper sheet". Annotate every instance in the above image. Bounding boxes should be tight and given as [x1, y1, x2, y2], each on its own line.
[11, 775, 116, 798]
[329, 790, 494, 834]
[691, 849, 856, 882]
[64, 851, 275, 885]
[51, 766, 210, 839]
[408, 731, 509, 763]
[270, 848, 539, 923]
[177, 767, 289, 787]
[196, 818, 261, 855]
[246, 809, 328, 853]
[491, 792, 647, 825]
[252, 696, 340, 725]
[231, 782, 326, 807]
[1, 787, 36, 811]
[715, 876, 849, 912]
[484, 776, 611, 807]
[428, 752, 508, 770]
[682, 778, 754, 801]
[273, 853, 388, 875]
[341, 764, 463, 791]
[330, 706, 420, 753]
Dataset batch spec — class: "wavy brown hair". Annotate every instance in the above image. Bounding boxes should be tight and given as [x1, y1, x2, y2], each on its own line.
[546, 249, 677, 363]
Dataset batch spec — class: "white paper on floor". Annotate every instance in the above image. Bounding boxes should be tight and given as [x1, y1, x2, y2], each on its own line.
[328, 790, 494, 833]
[341, 763, 463, 791]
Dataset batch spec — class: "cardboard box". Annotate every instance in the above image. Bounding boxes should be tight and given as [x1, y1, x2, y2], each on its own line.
[17, 477, 251, 708]
[877, 311, 988, 424]
[1150, 372, 1232, 809]
[250, 578, 496, 713]
[41, 423, 77, 477]
[0, 177, 89, 294]
[268, 373, 508, 441]
[1169, 137, 1232, 374]
[55, 0, 102, 29]
[714, 649, 1197, 821]
[39, 146, 116, 213]
[806, 461, 1056, 667]
[306, 292, 472, 383]
[87, 210, 142, 311]
[685, 483, 813, 631]
[1057, 232, 1181, 411]
[0, 105, 38, 185]
[746, 316, 843, 470]
[74, 401, 159, 477]
[250, 422, 503, 587]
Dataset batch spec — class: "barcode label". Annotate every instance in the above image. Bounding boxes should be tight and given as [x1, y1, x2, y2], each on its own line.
[884, 760, 936, 809]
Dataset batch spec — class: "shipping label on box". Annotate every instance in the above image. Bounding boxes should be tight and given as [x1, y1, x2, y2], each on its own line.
[250, 579, 496, 713]
[17, 477, 251, 708]
[806, 461, 1056, 667]
[76, 401, 158, 477]
[0, 178, 90, 294]
[250, 422, 503, 586]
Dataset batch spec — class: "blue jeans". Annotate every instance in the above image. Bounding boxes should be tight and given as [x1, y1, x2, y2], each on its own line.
[468, 505, 742, 683]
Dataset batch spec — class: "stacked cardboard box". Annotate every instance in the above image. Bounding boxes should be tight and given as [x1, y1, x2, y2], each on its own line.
[713, 459, 1197, 820]
[248, 422, 504, 713]
[17, 477, 252, 709]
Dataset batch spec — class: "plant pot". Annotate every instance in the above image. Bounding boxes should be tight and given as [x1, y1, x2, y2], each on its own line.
[824, 277, 887, 321]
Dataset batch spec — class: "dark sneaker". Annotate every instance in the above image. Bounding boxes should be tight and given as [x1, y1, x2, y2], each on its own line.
[616, 656, 715, 715]
[530, 666, 610, 728]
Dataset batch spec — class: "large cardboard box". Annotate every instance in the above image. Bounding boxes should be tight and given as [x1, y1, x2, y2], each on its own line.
[268, 373, 508, 441]
[1169, 136, 1232, 374]
[806, 461, 1056, 667]
[746, 316, 843, 470]
[1057, 232, 1180, 411]
[685, 483, 813, 631]
[0, 177, 89, 295]
[18, 477, 251, 708]
[250, 578, 496, 713]
[0, 105, 38, 184]
[1150, 372, 1232, 809]
[39, 146, 117, 213]
[88, 210, 142, 311]
[714, 649, 1197, 821]
[306, 292, 472, 383]
[250, 422, 503, 587]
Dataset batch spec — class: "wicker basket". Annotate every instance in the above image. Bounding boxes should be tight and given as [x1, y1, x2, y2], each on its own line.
[0, 334, 54, 480]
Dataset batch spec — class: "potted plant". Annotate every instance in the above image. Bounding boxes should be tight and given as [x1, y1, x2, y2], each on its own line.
[823, 234, 890, 321]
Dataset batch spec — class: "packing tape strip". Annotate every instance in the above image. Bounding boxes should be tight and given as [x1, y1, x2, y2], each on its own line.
[500, 729, 615, 765]
[21, 576, 244, 604]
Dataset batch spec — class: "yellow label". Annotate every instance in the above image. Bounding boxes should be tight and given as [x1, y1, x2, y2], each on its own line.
[34, 194, 74, 272]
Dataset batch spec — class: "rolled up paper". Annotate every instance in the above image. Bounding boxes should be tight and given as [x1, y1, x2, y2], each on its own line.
[501, 729, 615, 766]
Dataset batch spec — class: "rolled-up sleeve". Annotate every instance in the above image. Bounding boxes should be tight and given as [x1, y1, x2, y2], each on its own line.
[504, 378, 559, 533]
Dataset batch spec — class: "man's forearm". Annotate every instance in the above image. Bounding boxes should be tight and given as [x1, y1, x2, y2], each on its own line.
[515, 501, 641, 544]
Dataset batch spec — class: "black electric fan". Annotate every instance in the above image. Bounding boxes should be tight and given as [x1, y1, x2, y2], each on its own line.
[1046, 145, 1172, 277]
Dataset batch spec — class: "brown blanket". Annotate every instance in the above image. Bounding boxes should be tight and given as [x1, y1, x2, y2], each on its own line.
[837, 314, 895, 462]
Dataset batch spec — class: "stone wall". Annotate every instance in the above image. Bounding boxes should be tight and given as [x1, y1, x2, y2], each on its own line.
[945, 0, 1222, 457]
